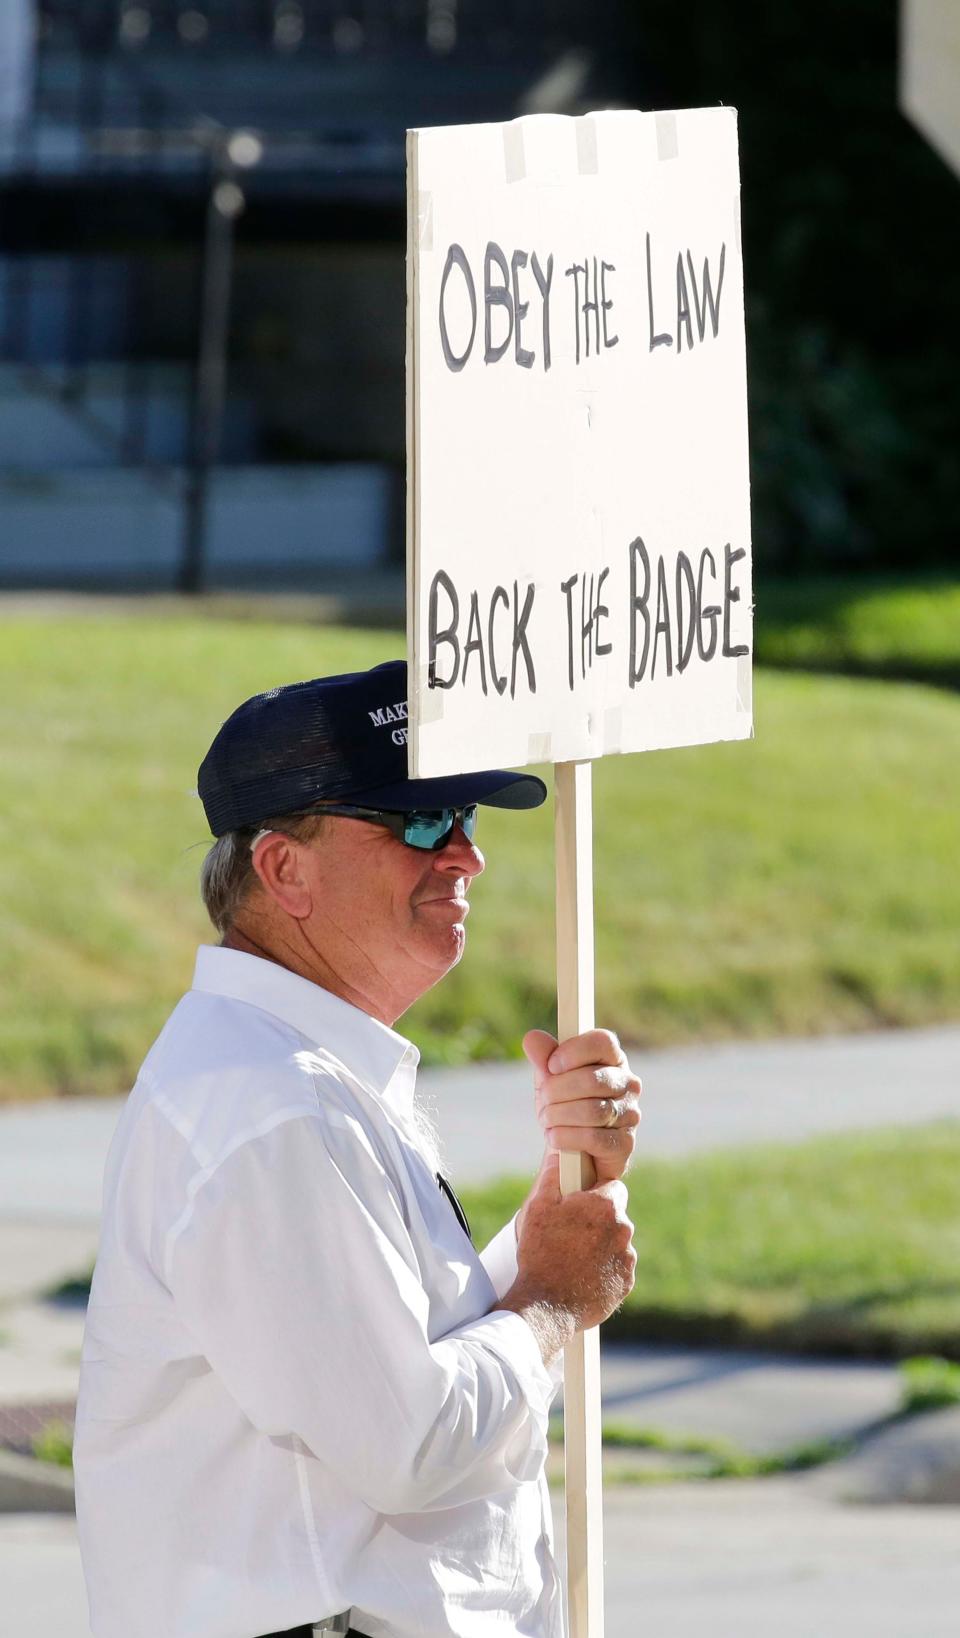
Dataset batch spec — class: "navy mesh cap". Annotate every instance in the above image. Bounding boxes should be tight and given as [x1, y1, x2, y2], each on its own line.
[198, 660, 547, 837]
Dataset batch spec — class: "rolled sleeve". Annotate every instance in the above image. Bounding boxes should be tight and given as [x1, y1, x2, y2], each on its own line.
[445, 1309, 556, 1478]
[166, 1115, 550, 1516]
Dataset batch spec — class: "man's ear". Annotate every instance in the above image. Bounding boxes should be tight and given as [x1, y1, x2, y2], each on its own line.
[250, 832, 313, 920]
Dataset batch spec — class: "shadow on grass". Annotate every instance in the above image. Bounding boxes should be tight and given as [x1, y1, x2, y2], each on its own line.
[43, 1270, 93, 1307]
[756, 574, 960, 692]
[604, 1275, 960, 1364]
[754, 652, 960, 693]
[45, 1270, 960, 1361]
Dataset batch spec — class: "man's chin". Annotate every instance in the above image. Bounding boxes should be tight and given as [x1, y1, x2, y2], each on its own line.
[408, 901, 470, 975]
[442, 923, 467, 963]
[421, 922, 467, 977]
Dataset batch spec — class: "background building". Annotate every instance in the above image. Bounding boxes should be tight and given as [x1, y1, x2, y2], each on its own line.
[1, 2, 956, 592]
[0, 0, 621, 590]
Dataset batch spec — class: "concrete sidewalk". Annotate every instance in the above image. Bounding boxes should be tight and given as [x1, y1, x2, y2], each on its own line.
[431, 1022, 960, 1182]
[6, 1480, 960, 1638]
[589, 1344, 899, 1453]
[599, 1479, 960, 1638]
[1, 1022, 958, 1221]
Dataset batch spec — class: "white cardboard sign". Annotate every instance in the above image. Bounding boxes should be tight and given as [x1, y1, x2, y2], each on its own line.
[406, 109, 752, 778]
[901, 0, 960, 178]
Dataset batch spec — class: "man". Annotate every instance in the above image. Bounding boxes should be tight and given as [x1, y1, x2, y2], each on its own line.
[74, 659, 640, 1638]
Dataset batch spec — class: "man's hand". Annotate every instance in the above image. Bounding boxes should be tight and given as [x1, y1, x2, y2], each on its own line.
[522, 1027, 641, 1187]
[497, 1153, 637, 1365]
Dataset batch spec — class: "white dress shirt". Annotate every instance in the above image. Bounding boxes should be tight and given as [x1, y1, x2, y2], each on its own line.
[73, 945, 563, 1638]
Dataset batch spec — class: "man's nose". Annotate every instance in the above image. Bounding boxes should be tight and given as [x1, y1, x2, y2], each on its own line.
[437, 823, 485, 878]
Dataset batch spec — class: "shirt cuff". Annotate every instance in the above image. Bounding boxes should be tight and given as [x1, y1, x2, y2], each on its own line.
[449, 1310, 561, 1484]
[460, 1308, 558, 1419]
[478, 1214, 520, 1300]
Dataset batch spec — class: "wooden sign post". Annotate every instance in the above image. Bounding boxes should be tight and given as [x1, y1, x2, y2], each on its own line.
[405, 110, 752, 1636]
[554, 757, 603, 1635]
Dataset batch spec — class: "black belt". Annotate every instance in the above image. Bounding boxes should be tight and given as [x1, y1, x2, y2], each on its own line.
[255, 1628, 368, 1637]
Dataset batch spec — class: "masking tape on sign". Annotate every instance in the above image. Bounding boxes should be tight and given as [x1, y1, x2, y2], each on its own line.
[655, 111, 679, 162]
[526, 731, 553, 766]
[418, 670, 445, 724]
[575, 115, 599, 176]
[736, 653, 752, 715]
[503, 120, 526, 184]
[602, 706, 623, 756]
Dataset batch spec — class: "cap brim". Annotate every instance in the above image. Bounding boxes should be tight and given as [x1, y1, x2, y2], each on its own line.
[346, 769, 548, 812]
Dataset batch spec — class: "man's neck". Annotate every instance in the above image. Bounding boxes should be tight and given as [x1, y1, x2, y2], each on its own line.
[221, 922, 406, 1028]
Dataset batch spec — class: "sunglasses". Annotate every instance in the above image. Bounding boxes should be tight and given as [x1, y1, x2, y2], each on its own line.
[250, 804, 479, 854]
[320, 803, 478, 851]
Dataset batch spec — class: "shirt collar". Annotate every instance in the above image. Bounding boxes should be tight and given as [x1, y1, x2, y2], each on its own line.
[190, 945, 419, 1117]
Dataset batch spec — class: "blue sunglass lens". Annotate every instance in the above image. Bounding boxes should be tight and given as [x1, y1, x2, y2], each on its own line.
[403, 807, 477, 849]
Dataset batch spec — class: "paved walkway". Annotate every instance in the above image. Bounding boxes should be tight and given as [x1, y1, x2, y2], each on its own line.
[6, 1481, 960, 1638]
[431, 1022, 960, 1181]
[591, 1344, 898, 1452]
[599, 1480, 960, 1638]
[2, 1023, 958, 1221]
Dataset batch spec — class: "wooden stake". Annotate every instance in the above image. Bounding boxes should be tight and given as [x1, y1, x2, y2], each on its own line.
[554, 759, 604, 1638]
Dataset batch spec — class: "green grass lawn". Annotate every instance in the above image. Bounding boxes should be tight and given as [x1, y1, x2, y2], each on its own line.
[757, 574, 960, 688]
[2, 609, 958, 1098]
[462, 1124, 960, 1361]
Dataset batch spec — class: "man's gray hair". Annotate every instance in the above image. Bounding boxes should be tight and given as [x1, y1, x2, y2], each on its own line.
[200, 812, 326, 939]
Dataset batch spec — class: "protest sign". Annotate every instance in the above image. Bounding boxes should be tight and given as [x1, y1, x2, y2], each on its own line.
[407, 108, 752, 778]
[901, 0, 960, 178]
[406, 109, 752, 1638]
